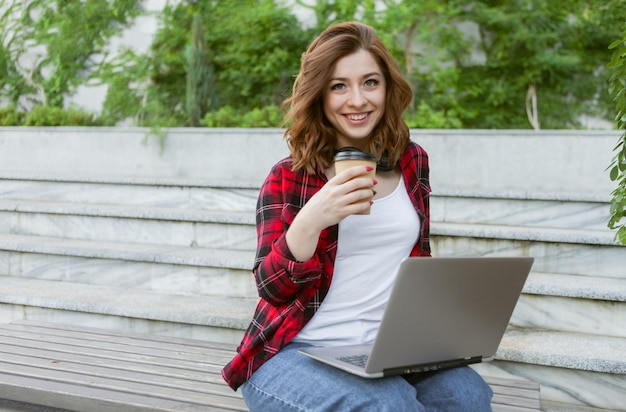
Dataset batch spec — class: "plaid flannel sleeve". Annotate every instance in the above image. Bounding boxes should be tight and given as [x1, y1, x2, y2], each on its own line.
[252, 160, 326, 306]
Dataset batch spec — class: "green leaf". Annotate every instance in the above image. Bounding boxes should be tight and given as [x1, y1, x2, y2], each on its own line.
[617, 226, 626, 245]
[609, 39, 625, 49]
[610, 165, 620, 181]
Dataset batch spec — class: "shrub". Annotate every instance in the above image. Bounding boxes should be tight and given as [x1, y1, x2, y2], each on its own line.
[200, 106, 238, 127]
[22, 106, 102, 126]
[403, 102, 462, 129]
[200, 105, 284, 128]
[240, 106, 283, 128]
[0, 106, 24, 126]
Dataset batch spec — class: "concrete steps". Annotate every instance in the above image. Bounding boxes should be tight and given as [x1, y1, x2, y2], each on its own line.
[0, 174, 259, 211]
[0, 199, 256, 250]
[433, 191, 610, 231]
[472, 328, 626, 411]
[0, 276, 256, 344]
[0, 233, 257, 299]
[0, 128, 625, 410]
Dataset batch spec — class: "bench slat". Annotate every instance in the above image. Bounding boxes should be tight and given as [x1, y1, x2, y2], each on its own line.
[0, 321, 540, 411]
[0, 328, 233, 363]
[0, 360, 242, 402]
[7, 320, 237, 352]
[0, 373, 247, 412]
[0, 341, 224, 383]
[0, 353, 232, 396]
[0, 334, 227, 372]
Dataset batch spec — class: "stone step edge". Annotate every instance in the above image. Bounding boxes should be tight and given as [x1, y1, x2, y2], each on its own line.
[0, 198, 617, 246]
[2, 276, 623, 376]
[0, 170, 609, 203]
[0, 277, 257, 331]
[431, 222, 618, 246]
[540, 400, 617, 412]
[1, 234, 625, 303]
[524, 272, 626, 302]
[434, 189, 609, 204]
[0, 170, 258, 189]
[496, 326, 626, 375]
[0, 234, 255, 270]
[0, 199, 255, 225]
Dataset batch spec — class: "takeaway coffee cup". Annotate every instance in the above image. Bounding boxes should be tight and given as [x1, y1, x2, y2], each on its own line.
[333, 147, 378, 214]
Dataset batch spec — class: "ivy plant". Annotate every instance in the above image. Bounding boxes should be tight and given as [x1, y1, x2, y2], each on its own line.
[607, 25, 626, 245]
[0, 0, 141, 109]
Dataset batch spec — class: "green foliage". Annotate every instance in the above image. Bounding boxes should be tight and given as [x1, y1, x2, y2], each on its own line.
[201, 106, 283, 128]
[295, 0, 378, 34]
[378, 1, 474, 125]
[98, 50, 151, 126]
[404, 102, 462, 129]
[0, 105, 101, 126]
[375, 0, 621, 129]
[238, 106, 284, 128]
[128, 0, 310, 128]
[22, 105, 102, 126]
[607, 24, 626, 244]
[0, 0, 623, 130]
[452, 0, 618, 128]
[0, 0, 141, 109]
[0, 105, 23, 126]
[184, 14, 218, 126]
[0, 2, 27, 104]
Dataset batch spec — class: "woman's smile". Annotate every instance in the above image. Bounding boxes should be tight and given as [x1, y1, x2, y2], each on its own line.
[345, 112, 370, 122]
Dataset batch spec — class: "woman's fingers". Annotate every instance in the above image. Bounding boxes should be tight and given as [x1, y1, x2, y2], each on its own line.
[299, 165, 377, 229]
[333, 165, 374, 184]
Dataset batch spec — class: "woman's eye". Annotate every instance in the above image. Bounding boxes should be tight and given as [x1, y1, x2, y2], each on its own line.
[331, 83, 346, 91]
[365, 79, 379, 87]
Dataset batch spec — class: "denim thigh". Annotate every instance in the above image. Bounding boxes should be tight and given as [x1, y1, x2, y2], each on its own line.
[241, 342, 493, 412]
[241, 342, 423, 412]
[406, 365, 494, 411]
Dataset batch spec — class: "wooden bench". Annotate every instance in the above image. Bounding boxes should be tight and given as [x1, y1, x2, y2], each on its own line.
[0, 320, 541, 411]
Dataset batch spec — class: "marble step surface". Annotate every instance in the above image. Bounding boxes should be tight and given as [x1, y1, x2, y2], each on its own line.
[0, 176, 259, 211]
[1, 230, 624, 290]
[1, 176, 613, 230]
[433, 191, 611, 232]
[512, 273, 626, 339]
[1, 232, 624, 305]
[472, 327, 626, 411]
[0, 276, 256, 345]
[431, 225, 624, 279]
[0, 199, 257, 251]
[540, 400, 620, 412]
[0, 234, 257, 299]
[1, 198, 623, 276]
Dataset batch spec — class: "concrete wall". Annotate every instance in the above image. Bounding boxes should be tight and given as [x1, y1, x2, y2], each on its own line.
[0, 127, 619, 198]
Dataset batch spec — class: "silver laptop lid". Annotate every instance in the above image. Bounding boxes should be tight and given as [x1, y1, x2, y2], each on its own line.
[366, 256, 533, 375]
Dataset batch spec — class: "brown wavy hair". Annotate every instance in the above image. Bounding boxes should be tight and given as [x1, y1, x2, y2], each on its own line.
[282, 21, 413, 175]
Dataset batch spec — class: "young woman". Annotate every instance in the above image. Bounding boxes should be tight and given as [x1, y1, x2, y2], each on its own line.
[222, 21, 493, 411]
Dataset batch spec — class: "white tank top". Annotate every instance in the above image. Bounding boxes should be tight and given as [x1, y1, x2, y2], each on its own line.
[293, 176, 420, 346]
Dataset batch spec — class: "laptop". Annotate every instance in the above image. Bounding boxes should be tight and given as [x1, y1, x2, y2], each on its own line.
[298, 256, 534, 378]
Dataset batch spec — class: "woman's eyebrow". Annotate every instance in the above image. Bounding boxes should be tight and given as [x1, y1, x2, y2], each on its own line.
[330, 72, 383, 82]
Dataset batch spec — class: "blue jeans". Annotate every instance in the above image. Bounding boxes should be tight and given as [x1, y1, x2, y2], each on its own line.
[241, 342, 493, 411]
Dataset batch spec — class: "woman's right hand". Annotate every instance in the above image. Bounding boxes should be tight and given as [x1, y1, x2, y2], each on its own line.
[285, 165, 376, 261]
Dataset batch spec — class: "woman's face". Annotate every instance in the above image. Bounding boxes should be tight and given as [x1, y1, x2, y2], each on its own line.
[323, 49, 386, 149]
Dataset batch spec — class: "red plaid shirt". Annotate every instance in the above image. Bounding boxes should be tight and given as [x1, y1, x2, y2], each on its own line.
[222, 141, 431, 390]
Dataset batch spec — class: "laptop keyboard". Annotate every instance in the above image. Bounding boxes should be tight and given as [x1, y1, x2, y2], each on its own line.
[338, 354, 369, 368]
